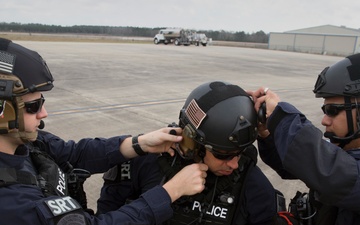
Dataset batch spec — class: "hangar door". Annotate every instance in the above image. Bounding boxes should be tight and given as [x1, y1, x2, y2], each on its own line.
[269, 33, 359, 56]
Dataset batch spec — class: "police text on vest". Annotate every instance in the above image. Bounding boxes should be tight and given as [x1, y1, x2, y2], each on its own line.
[192, 201, 228, 218]
[56, 168, 67, 196]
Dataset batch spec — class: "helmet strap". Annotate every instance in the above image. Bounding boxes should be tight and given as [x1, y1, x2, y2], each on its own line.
[17, 96, 38, 143]
[4, 130, 38, 143]
[198, 145, 206, 161]
[16, 96, 25, 131]
[325, 96, 360, 148]
[345, 96, 355, 136]
[4, 96, 38, 143]
[337, 96, 360, 148]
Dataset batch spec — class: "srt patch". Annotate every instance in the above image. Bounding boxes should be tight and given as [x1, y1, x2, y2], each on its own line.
[45, 196, 81, 216]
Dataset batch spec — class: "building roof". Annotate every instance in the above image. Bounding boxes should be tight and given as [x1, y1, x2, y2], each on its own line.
[285, 25, 360, 36]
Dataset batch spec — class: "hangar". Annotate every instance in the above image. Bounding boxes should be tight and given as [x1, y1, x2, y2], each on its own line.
[268, 25, 360, 56]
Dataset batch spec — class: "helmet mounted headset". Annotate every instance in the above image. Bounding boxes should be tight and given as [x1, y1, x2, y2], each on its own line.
[313, 53, 360, 147]
[0, 38, 54, 142]
[176, 81, 258, 162]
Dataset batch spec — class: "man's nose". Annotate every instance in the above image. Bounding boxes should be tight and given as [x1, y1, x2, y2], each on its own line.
[226, 156, 239, 169]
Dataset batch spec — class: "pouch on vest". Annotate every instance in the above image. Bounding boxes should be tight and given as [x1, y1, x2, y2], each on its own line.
[30, 142, 93, 214]
[30, 147, 68, 197]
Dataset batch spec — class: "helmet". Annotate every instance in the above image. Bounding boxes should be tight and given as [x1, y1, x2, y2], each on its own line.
[0, 38, 54, 94]
[177, 81, 258, 160]
[313, 53, 360, 98]
[313, 53, 360, 147]
[0, 38, 54, 141]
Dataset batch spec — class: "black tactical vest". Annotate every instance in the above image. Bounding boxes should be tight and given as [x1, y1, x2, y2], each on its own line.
[157, 146, 257, 225]
[0, 141, 92, 212]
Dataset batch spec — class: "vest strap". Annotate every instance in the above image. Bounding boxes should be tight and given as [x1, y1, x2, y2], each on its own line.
[0, 168, 37, 187]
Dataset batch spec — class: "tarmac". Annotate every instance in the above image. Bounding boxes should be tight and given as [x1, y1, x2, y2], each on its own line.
[15, 40, 343, 212]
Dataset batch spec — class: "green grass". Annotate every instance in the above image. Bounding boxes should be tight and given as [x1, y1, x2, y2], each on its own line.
[0, 32, 152, 44]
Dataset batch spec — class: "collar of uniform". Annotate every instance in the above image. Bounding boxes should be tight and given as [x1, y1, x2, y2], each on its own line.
[0, 145, 29, 169]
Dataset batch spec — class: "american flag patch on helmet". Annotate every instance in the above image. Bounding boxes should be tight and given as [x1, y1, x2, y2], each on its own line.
[185, 99, 206, 129]
[0, 51, 15, 74]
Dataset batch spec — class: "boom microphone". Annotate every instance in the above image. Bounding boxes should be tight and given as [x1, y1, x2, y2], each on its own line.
[38, 120, 45, 130]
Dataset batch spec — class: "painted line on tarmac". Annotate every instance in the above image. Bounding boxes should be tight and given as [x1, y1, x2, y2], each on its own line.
[47, 87, 310, 116]
[48, 98, 186, 116]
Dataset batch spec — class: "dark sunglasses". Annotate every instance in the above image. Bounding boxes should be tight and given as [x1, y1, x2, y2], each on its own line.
[24, 95, 45, 114]
[321, 103, 357, 117]
[208, 148, 242, 161]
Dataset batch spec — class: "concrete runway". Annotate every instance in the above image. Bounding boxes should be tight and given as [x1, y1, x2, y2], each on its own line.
[16, 40, 343, 212]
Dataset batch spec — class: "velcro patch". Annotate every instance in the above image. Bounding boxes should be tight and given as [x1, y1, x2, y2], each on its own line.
[56, 213, 86, 225]
[45, 196, 81, 216]
[0, 50, 15, 74]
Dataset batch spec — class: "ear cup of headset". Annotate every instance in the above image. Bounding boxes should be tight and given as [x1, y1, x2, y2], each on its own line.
[0, 101, 17, 132]
[258, 102, 267, 124]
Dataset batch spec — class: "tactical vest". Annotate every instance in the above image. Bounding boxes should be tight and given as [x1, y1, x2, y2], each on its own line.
[0, 141, 92, 213]
[157, 146, 258, 225]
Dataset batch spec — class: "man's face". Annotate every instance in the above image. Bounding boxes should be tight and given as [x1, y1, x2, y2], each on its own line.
[22, 92, 48, 141]
[203, 149, 240, 176]
[321, 96, 358, 149]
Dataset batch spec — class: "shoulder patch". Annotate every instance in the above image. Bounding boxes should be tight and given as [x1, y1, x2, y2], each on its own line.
[45, 196, 81, 216]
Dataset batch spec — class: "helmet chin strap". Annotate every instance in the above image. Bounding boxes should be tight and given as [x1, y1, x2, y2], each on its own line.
[324, 96, 360, 148]
[4, 130, 38, 143]
[324, 131, 360, 148]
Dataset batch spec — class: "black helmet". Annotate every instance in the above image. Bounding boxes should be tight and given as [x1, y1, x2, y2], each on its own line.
[313, 53, 360, 147]
[313, 53, 360, 98]
[0, 38, 54, 96]
[0, 38, 54, 140]
[178, 81, 258, 159]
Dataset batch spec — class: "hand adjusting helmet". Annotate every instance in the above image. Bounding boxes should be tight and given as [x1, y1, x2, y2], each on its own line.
[313, 53, 360, 147]
[0, 38, 54, 142]
[177, 81, 258, 162]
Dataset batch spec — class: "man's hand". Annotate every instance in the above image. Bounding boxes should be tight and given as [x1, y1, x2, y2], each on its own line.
[120, 127, 183, 159]
[138, 127, 183, 156]
[163, 163, 208, 202]
[247, 87, 281, 138]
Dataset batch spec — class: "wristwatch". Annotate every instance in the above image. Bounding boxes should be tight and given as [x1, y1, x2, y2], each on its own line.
[132, 134, 147, 156]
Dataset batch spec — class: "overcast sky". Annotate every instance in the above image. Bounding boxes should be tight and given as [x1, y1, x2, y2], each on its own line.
[1, 0, 359, 33]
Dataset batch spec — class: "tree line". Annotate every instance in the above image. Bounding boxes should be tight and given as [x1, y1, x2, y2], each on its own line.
[0, 22, 269, 43]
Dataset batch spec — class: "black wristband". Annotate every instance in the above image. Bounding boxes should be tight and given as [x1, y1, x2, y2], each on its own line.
[132, 134, 147, 156]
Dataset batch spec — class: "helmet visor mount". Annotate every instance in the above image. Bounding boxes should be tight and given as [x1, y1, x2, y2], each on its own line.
[229, 115, 256, 149]
[313, 67, 328, 95]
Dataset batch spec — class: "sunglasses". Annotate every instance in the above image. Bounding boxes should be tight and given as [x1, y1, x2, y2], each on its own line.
[321, 103, 357, 117]
[207, 148, 242, 161]
[24, 95, 45, 114]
